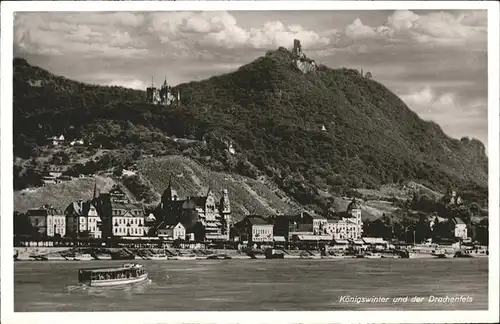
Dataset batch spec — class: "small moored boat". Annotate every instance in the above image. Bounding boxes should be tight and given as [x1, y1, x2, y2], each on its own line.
[265, 248, 285, 259]
[169, 254, 197, 261]
[74, 253, 94, 261]
[148, 254, 169, 260]
[364, 252, 382, 259]
[78, 263, 148, 287]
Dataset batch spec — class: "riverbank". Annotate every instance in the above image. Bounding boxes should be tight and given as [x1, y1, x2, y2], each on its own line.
[15, 246, 486, 261]
[13, 246, 335, 261]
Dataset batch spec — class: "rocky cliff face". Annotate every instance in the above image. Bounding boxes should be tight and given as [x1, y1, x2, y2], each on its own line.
[295, 59, 316, 74]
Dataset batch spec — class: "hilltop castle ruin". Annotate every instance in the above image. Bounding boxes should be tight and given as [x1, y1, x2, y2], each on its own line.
[292, 39, 317, 74]
[146, 77, 181, 106]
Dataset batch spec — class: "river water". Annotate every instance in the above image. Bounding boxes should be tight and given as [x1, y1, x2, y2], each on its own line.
[14, 258, 488, 311]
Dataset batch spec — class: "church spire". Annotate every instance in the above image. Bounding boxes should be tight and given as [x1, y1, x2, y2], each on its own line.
[93, 180, 98, 199]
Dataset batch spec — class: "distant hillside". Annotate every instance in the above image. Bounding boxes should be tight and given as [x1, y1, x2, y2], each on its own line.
[137, 155, 302, 221]
[14, 176, 118, 213]
[13, 49, 489, 214]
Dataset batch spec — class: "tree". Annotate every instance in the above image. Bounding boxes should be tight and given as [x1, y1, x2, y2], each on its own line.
[13, 212, 37, 237]
[191, 222, 206, 242]
[432, 219, 453, 240]
[113, 166, 123, 177]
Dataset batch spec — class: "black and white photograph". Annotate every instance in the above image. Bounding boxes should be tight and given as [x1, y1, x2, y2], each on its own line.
[1, 1, 499, 323]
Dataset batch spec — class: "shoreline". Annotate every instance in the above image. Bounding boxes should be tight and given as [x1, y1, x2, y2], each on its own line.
[14, 247, 487, 262]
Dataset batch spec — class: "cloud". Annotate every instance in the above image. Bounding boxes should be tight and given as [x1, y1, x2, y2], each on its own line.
[107, 79, 148, 90]
[14, 12, 149, 58]
[12, 10, 487, 147]
[61, 12, 146, 28]
[345, 18, 377, 39]
[148, 12, 331, 50]
[332, 10, 487, 50]
[401, 86, 487, 144]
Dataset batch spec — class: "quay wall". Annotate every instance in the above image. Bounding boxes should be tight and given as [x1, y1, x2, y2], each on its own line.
[13, 247, 322, 260]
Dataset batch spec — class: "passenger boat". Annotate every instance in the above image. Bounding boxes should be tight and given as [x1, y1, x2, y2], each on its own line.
[95, 254, 112, 260]
[432, 248, 456, 258]
[364, 252, 382, 259]
[456, 247, 488, 258]
[380, 252, 401, 259]
[30, 254, 48, 261]
[265, 248, 285, 259]
[169, 254, 197, 261]
[74, 253, 94, 261]
[78, 263, 148, 287]
[206, 253, 232, 260]
[406, 243, 439, 259]
[47, 254, 68, 261]
[322, 254, 346, 259]
[110, 252, 135, 260]
[148, 254, 169, 261]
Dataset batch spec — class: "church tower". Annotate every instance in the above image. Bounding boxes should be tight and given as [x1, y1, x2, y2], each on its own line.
[219, 189, 232, 237]
[161, 174, 177, 207]
[220, 189, 231, 214]
[347, 197, 362, 238]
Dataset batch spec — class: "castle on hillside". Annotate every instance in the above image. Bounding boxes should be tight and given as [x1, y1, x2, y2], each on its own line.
[291, 39, 317, 74]
[146, 77, 181, 106]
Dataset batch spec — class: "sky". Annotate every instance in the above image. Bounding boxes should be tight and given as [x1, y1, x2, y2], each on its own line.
[13, 10, 488, 148]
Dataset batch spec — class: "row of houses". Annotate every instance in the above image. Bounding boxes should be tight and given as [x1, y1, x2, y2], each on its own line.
[233, 199, 364, 246]
[19, 182, 234, 242]
[19, 183, 363, 244]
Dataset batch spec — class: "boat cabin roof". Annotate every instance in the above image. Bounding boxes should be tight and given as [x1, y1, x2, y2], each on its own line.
[79, 264, 143, 273]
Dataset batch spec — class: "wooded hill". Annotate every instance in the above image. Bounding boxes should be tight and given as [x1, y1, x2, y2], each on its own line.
[13, 49, 488, 214]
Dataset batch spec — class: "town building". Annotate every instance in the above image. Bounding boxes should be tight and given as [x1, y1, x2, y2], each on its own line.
[430, 216, 468, 240]
[26, 205, 66, 237]
[451, 217, 468, 239]
[157, 222, 186, 240]
[351, 238, 368, 251]
[70, 138, 85, 146]
[65, 200, 102, 238]
[234, 215, 273, 243]
[330, 239, 350, 252]
[270, 212, 332, 247]
[272, 211, 328, 236]
[46, 134, 65, 146]
[429, 216, 447, 231]
[362, 237, 387, 251]
[93, 184, 146, 238]
[41, 175, 58, 186]
[159, 178, 232, 241]
[325, 198, 363, 239]
[144, 213, 156, 236]
[312, 214, 328, 234]
[448, 190, 463, 205]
